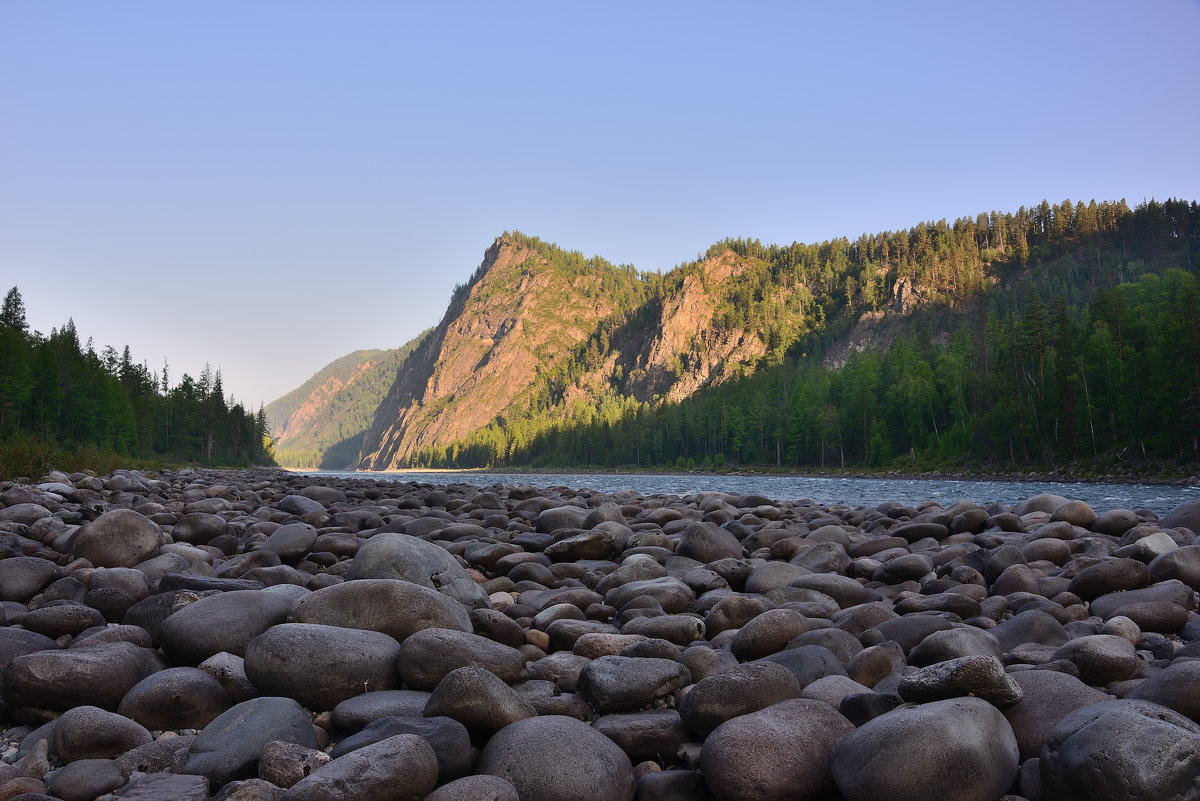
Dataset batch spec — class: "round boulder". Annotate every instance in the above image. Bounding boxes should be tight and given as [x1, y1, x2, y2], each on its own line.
[117, 666, 231, 730]
[181, 696, 318, 788]
[346, 533, 490, 608]
[478, 715, 635, 801]
[1040, 699, 1200, 801]
[831, 697, 1019, 801]
[157, 589, 295, 665]
[243, 623, 402, 711]
[700, 699, 854, 801]
[280, 733, 439, 801]
[397, 628, 526, 691]
[73, 509, 164, 568]
[51, 705, 152, 761]
[288, 578, 472, 642]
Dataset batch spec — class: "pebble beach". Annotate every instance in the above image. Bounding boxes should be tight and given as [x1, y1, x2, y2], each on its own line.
[1, 466, 1198, 801]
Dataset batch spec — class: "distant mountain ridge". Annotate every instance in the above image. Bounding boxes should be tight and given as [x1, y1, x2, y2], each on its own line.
[264, 198, 1199, 472]
[266, 334, 428, 469]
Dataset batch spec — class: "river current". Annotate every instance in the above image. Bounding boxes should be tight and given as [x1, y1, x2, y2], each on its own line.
[315, 471, 1199, 517]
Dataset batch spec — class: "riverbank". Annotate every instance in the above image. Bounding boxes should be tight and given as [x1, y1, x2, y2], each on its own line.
[1, 466, 1197, 798]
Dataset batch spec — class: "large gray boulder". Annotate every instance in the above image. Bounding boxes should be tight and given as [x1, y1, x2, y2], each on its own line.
[157, 589, 294, 664]
[345, 533, 490, 608]
[830, 697, 1019, 801]
[243, 623, 402, 711]
[1040, 699, 1200, 801]
[288, 578, 471, 642]
[397, 628, 525, 691]
[577, 655, 691, 714]
[73, 508, 164, 568]
[281, 733, 439, 801]
[700, 699, 854, 801]
[479, 715, 635, 801]
[0, 641, 164, 721]
[181, 696, 318, 789]
[679, 661, 802, 738]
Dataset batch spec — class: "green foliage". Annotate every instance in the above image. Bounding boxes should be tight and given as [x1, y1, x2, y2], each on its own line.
[266, 331, 431, 469]
[395, 198, 1200, 472]
[0, 287, 274, 473]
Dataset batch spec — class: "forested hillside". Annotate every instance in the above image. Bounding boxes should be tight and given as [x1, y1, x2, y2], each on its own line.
[0, 288, 274, 475]
[394, 198, 1199, 474]
[267, 332, 430, 469]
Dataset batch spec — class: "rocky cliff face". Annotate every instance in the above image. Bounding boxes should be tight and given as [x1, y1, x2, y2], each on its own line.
[273, 356, 380, 448]
[356, 238, 778, 470]
[626, 251, 768, 402]
[358, 238, 627, 469]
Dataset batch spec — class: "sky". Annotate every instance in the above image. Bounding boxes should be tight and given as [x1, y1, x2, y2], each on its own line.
[2, 1, 1198, 409]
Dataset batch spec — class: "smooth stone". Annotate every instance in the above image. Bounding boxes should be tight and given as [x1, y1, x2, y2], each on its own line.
[330, 690, 433, 733]
[258, 523, 318, 561]
[0, 641, 164, 720]
[0, 628, 59, 666]
[1088, 580, 1194, 619]
[729, 608, 808, 661]
[44, 758, 125, 801]
[577, 655, 691, 714]
[831, 697, 1019, 801]
[675, 522, 743, 564]
[906, 626, 1003, 667]
[634, 770, 710, 801]
[0, 557, 60, 602]
[1001, 670, 1110, 762]
[1050, 634, 1138, 685]
[1040, 699, 1200, 801]
[157, 589, 294, 664]
[700, 698, 854, 801]
[181, 696, 318, 789]
[51, 705, 152, 761]
[329, 715, 471, 783]
[424, 666, 536, 730]
[279, 733, 438, 800]
[424, 775, 520, 801]
[1125, 660, 1200, 723]
[117, 666, 232, 730]
[1067, 558, 1152, 600]
[679, 661, 802, 737]
[754, 644, 847, 688]
[345, 533, 490, 608]
[170, 512, 231, 545]
[478, 715, 635, 801]
[397, 628, 525, 691]
[591, 710, 690, 765]
[243, 623, 402, 711]
[72, 508, 164, 568]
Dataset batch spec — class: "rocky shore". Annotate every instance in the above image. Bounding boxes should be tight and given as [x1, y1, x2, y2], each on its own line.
[1, 466, 1198, 801]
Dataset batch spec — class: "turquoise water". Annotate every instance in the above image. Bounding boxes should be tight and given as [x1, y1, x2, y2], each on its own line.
[315, 471, 1199, 516]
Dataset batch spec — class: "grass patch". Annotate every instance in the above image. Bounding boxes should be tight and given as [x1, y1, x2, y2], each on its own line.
[0, 433, 175, 482]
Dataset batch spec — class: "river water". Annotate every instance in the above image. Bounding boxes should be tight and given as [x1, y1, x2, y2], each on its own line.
[316, 471, 1199, 517]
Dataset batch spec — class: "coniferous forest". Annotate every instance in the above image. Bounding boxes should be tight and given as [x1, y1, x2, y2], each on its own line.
[0, 288, 274, 476]
[404, 198, 1200, 475]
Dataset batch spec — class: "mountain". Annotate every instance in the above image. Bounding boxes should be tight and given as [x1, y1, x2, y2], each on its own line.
[342, 198, 1199, 472]
[266, 333, 428, 469]
[355, 233, 808, 469]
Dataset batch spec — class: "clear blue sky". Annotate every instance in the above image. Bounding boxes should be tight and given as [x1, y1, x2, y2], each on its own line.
[3, 1, 1197, 408]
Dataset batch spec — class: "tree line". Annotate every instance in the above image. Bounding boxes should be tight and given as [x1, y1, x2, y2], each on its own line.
[0, 287, 274, 471]
[403, 198, 1200, 473]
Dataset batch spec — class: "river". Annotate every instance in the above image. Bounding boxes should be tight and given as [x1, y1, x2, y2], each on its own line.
[314, 471, 1199, 517]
